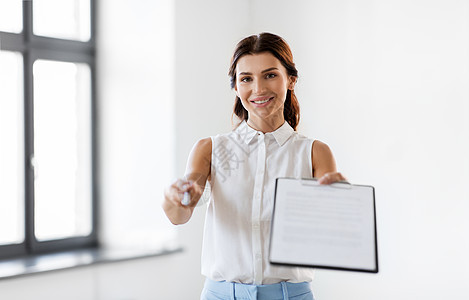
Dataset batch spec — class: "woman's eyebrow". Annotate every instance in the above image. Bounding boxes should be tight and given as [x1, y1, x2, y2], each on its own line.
[238, 67, 279, 76]
[261, 67, 279, 73]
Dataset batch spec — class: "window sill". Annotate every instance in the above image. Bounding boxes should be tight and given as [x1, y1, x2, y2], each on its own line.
[0, 245, 183, 280]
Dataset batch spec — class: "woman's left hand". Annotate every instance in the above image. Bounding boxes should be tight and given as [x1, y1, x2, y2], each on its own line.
[317, 171, 347, 185]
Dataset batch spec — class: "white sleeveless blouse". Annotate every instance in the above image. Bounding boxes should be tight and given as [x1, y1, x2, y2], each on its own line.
[201, 121, 315, 285]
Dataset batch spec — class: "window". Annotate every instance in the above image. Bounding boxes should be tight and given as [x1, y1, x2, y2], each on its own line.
[0, 1, 22, 33]
[0, 51, 24, 247]
[0, 0, 96, 258]
[33, 0, 91, 41]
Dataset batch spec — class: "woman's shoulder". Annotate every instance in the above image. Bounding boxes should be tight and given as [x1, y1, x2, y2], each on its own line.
[211, 126, 242, 143]
[311, 139, 334, 164]
[312, 140, 332, 154]
[289, 130, 315, 144]
[193, 137, 212, 152]
[193, 127, 239, 150]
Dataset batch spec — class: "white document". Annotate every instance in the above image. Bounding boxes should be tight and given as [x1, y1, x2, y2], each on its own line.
[269, 178, 378, 273]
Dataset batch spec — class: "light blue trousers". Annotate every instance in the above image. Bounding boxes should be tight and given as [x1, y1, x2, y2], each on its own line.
[200, 278, 315, 300]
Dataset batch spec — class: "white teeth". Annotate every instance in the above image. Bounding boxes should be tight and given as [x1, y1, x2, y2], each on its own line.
[253, 98, 271, 104]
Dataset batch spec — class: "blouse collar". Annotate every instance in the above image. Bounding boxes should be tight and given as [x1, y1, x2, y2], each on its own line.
[235, 120, 294, 147]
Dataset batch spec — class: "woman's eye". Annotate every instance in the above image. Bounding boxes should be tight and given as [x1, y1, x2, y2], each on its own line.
[241, 77, 252, 82]
[266, 73, 276, 79]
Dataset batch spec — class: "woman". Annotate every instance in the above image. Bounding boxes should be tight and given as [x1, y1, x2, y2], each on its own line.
[163, 32, 346, 300]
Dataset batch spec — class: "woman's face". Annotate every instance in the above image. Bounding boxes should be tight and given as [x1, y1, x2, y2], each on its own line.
[235, 52, 295, 123]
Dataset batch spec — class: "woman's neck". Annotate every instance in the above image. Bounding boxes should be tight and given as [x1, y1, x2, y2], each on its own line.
[246, 114, 285, 133]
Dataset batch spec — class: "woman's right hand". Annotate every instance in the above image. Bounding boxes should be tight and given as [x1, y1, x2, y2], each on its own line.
[163, 138, 211, 225]
[163, 177, 204, 225]
[164, 178, 203, 208]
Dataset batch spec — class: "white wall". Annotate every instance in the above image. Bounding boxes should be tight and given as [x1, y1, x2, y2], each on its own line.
[97, 0, 177, 250]
[1, 1, 469, 300]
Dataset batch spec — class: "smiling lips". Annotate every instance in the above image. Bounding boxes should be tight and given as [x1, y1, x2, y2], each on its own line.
[251, 96, 274, 105]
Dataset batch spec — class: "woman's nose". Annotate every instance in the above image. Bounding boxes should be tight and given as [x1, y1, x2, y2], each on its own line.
[253, 79, 266, 93]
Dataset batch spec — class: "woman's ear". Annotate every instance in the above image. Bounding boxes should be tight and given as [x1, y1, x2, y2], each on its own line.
[234, 84, 239, 97]
[288, 76, 297, 90]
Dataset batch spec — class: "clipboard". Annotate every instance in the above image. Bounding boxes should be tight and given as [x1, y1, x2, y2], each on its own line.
[269, 177, 378, 273]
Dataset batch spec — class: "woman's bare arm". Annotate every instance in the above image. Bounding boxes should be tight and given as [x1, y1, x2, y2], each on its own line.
[162, 138, 211, 225]
[312, 140, 347, 184]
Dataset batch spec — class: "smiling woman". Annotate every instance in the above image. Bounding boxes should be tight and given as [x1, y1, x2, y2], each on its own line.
[163, 32, 346, 300]
[229, 33, 300, 133]
[234, 52, 296, 133]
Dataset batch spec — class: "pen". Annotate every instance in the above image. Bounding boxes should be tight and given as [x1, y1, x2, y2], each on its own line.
[182, 191, 191, 206]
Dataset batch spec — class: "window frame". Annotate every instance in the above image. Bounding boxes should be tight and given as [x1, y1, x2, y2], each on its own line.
[0, 0, 98, 259]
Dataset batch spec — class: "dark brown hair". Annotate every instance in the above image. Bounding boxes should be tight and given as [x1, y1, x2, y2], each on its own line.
[228, 32, 300, 130]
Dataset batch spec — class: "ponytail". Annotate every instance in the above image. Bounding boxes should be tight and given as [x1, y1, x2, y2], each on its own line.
[283, 89, 300, 130]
